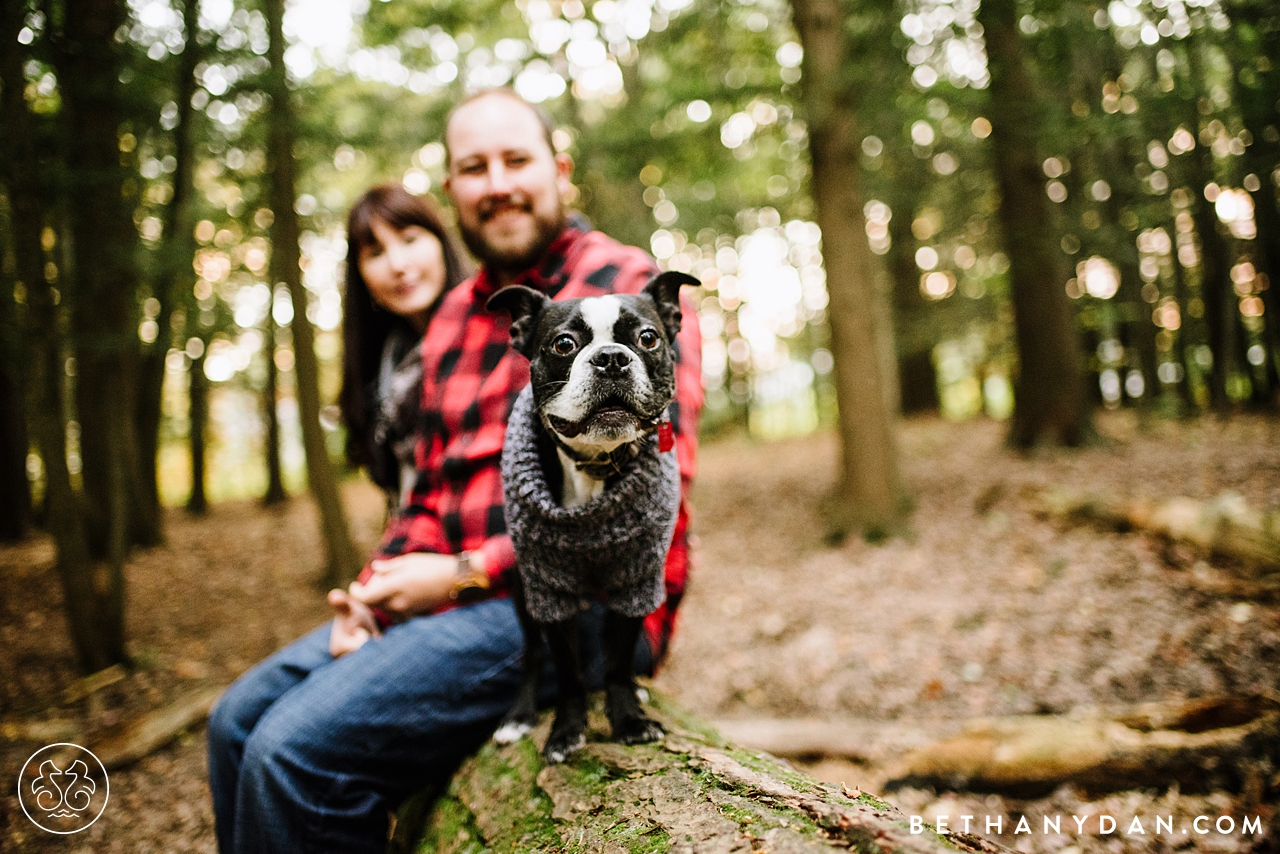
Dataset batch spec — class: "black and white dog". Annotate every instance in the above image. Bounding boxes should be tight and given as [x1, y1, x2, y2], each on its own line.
[486, 271, 696, 763]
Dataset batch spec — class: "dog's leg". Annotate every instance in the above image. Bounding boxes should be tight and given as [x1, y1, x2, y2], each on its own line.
[542, 616, 588, 763]
[494, 574, 543, 744]
[603, 611, 664, 745]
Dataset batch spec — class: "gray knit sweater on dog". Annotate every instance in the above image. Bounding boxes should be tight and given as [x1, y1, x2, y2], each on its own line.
[501, 386, 680, 623]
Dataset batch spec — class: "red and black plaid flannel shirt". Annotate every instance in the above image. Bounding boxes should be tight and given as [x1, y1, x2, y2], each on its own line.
[365, 217, 702, 661]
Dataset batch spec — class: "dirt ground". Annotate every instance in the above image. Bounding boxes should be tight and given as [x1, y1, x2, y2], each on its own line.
[2, 411, 1278, 853]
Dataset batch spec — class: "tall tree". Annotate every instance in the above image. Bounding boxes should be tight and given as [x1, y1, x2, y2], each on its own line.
[262, 312, 287, 505]
[140, 0, 204, 522]
[790, 0, 907, 538]
[0, 3, 31, 540]
[1223, 0, 1280, 404]
[46, 0, 150, 666]
[188, 345, 210, 513]
[978, 0, 1093, 447]
[0, 200, 31, 540]
[1183, 38, 1241, 410]
[2, 0, 121, 670]
[264, 0, 360, 585]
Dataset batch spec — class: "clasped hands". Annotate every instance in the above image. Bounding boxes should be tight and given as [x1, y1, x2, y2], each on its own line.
[327, 552, 462, 657]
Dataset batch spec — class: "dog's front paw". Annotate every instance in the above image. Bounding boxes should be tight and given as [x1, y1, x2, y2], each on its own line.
[543, 723, 586, 764]
[492, 718, 534, 744]
[611, 715, 665, 746]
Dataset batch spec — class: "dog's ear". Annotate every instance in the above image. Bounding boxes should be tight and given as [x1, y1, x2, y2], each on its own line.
[486, 285, 550, 357]
[641, 271, 697, 341]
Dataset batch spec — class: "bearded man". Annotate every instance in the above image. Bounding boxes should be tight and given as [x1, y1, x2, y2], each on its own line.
[206, 88, 701, 854]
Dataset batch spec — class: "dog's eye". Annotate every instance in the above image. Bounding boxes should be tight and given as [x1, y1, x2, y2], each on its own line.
[637, 328, 660, 350]
[551, 335, 578, 356]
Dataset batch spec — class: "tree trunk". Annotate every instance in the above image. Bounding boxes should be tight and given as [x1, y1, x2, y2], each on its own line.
[264, 0, 360, 586]
[188, 350, 209, 514]
[884, 178, 941, 416]
[1180, 38, 1240, 410]
[406, 696, 1011, 854]
[1248, 183, 1280, 404]
[791, 0, 907, 540]
[0, 354, 32, 541]
[0, 151, 29, 540]
[262, 314, 287, 505]
[137, 0, 205, 530]
[52, 0, 142, 668]
[1, 0, 121, 671]
[978, 0, 1093, 448]
[1224, 0, 1280, 407]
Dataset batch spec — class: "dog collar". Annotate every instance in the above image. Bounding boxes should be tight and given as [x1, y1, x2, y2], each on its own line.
[545, 412, 672, 480]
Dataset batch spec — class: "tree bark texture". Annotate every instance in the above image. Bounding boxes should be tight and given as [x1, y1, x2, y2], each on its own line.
[262, 316, 287, 505]
[188, 350, 209, 514]
[977, 0, 1093, 448]
[137, 0, 205, 531]
[264, 0, 360, 586]
[2, 0, 124, 671]
[410, 697, 1011, 854]
[50, 0, 148, 669]
[56, 0, 156, 562]
[790, 0, 907, 539]
[1182, 37, 1246, 410]
[1223, 0, 1280, 405]
[0, 360, 32, 540]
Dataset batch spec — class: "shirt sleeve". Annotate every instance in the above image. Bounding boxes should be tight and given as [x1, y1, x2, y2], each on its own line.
[475, 533, 516, 586]
[370, 442, 448, 564]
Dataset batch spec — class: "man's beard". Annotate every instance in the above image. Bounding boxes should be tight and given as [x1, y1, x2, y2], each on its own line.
[459, 194, 567, 276]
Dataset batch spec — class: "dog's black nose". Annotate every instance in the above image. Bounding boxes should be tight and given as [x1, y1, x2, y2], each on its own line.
[589, 346, 633, 374]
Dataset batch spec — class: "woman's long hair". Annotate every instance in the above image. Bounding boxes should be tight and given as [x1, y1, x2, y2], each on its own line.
[338, 184, 470, 477]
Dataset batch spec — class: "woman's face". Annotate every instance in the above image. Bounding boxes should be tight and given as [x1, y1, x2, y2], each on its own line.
[357, 217, 446, 333]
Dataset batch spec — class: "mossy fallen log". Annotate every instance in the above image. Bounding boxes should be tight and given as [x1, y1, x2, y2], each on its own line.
[1032, 488, 1280, 576]
[884, 697, 1280, 798]
[408, 693, 1012, 854]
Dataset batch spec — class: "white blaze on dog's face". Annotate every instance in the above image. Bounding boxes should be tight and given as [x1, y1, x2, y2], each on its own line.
[485, 271, 693, 466]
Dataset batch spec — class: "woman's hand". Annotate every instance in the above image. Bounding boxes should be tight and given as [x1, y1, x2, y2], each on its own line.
[327, 588, 382, 658]
[347, 552, 460, 620]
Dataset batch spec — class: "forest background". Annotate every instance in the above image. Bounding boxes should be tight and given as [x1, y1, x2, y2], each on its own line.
[0, 0, 1279, 848]
[2, 0, 1278, 670]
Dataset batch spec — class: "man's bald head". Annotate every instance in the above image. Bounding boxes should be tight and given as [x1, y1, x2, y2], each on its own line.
[442, 88, 574, 282]
[444, 88, 557, 168]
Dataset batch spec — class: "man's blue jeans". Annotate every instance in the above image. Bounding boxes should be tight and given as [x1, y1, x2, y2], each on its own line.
[207, 597, 652, 854]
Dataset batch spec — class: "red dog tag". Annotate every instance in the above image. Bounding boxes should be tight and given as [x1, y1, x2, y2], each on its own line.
[657, 420, 674, 453]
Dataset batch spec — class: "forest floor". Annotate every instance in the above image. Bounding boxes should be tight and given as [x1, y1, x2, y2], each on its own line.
[2, 411, 1279, 854]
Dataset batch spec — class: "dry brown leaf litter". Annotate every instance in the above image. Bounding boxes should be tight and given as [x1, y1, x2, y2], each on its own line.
[2, 411, 1277, 853]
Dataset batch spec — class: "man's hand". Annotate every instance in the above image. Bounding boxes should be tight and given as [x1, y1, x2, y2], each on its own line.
[347, 552, 462, 620]
[327, 588, 382, 658]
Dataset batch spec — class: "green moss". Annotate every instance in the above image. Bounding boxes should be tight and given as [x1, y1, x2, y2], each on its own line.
[596, 818, 670, 854]
[416, 796, 486, 854]
[414, 693, 968, 854]
[458, 741, 563, 853]
[560, 752, 615, 788]
[854, 792, 894, 811]
[647, 691, 730, 746]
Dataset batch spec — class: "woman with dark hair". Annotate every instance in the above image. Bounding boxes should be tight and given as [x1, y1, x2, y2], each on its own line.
[326, 184, 471, 655]
[338, 184, 470, 507]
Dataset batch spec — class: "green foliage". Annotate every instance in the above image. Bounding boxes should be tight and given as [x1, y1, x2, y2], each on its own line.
[7, 0, 1280, 515]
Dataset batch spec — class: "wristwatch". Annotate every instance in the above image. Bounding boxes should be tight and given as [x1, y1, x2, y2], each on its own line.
[449, 551, 490, 602]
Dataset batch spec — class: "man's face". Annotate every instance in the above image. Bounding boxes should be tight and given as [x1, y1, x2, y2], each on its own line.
[444, 94, 574, 275]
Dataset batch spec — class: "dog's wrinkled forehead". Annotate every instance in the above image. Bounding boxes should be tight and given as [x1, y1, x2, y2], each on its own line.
[540, 294, 663, 346]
